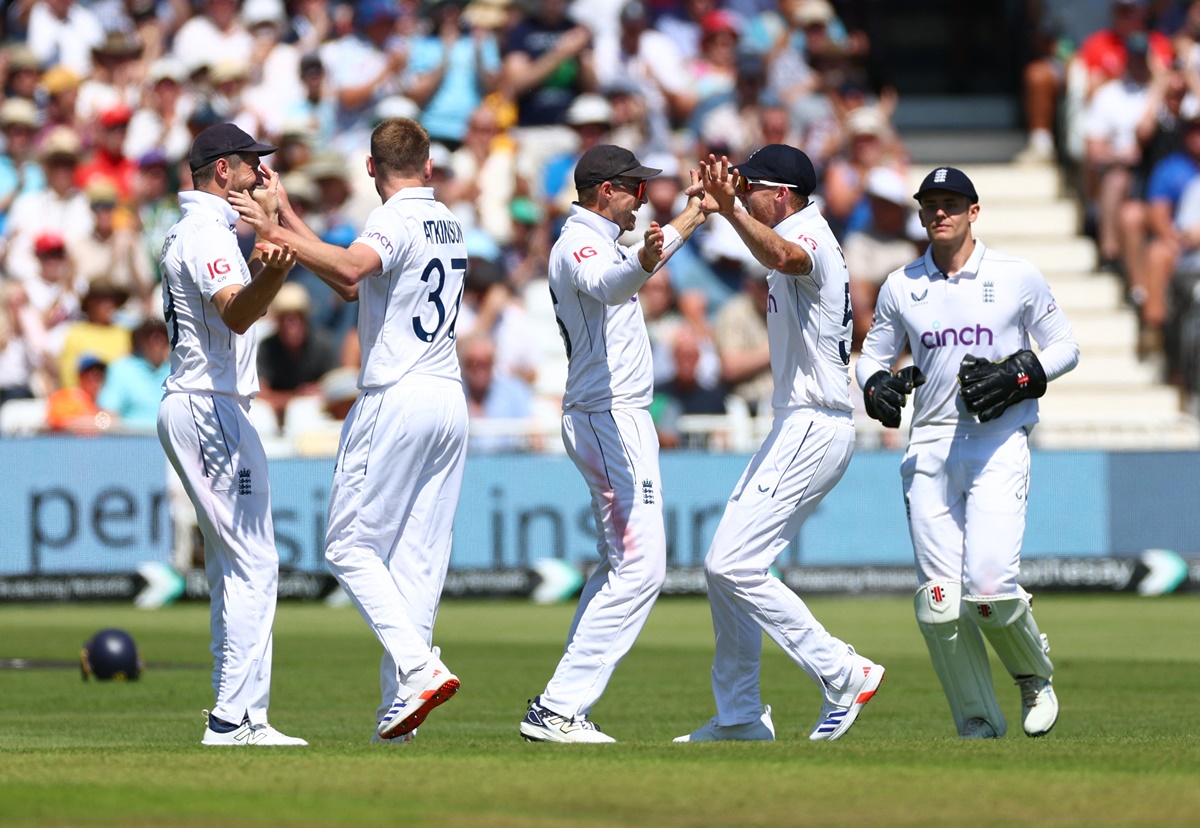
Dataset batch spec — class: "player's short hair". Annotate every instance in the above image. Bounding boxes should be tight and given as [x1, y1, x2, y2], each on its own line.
[191, 152, 250, 187]
[370, 118, 430, 180]
[577, 183, 601, 207]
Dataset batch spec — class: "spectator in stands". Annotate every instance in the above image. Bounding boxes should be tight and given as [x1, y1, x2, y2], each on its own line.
[843, 165, 920, 351]
[26, 0, 105, 78]
[171, 0, 252, 82]
[404, 0, 501, 150]
[96, 317, 169, 431]
[303, 150, 358, 247]
[0, 281, 45, 404]
[125, 58, 193, 165]
[450, 103, 519, 246]
[1083, 31, 1156, 272]
[132, 149, 181, 287]
[459, 331, 534, 453]
[456, 238, 539, 385]
[639, 266, 721, 389]
[283, 52, 336, 153]
[256, 281, 340, 428]
[821, 105, 900, 239]
[58, 277, 132, 388]
[0, 98, 46, 234]
[4, 126, 92, 284]
[76, 103, 137, 200]
[76, 31, 144, 127]
[243, 0, 304, 137]
[1076, 0, 1174, 95]
[593, 1, 695, 154]
[38, 64, 83, 139]
[1141, 114, 1200, 357]
[500, 0, 595, 194]
[23, 232, 80, 359]
[277, 170, 354, 340]
[656, 0, 715, 62]
[3, 44, 43, 103]
[320, 0, 408, 156]
[320, 365, 359, 421]
[544, 93, 613, 217]
[714, 268, 773, 416]
[46, 354, 112, 433]
[653, 325, 728, 450]
[501, 195, 551, 289]
[687, 10, 741, 136]
[71, 180, 153, 312]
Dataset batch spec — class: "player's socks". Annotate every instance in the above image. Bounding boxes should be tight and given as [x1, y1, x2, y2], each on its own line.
[208, 713, 243, 733]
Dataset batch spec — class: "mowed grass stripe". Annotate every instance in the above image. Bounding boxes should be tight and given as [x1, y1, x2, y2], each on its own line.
[0, 596, 1197, 827]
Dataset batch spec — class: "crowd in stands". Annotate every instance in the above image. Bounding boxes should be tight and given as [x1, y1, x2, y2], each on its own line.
[1025, 0, 1200, 407]
[7, 0, 1197, 452]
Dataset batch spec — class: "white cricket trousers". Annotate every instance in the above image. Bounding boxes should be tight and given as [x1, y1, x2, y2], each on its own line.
[902, 428, 1029, 595]
[704, 407, 857, 726]
[324, 377, 468, 722]
[158, 392, 278, 727]
[541, 408, 667, 719]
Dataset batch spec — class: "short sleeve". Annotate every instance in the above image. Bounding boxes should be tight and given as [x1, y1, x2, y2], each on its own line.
[184, 227, 248, 302]
[354, 205, 410, 275]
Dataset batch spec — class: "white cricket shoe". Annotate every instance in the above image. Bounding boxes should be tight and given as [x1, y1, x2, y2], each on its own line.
[201, 712, 308, 746]
[519, 697, 616, 743]
[1017, 676, 1058, 737]
[960, 718, 999, 739]
[809, 654, 885, 742]
[377, 656, 460, 740]
[673, 705, 775, 742]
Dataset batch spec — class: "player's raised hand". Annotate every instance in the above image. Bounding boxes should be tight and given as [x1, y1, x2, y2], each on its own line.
[228, 189, 274, 239]
[701, 154, 738, 215]
[684, 168, 719, 214]
[251, 162, 280, 222]
[639, 221, 665, 271]
[257, 240, 296, 272]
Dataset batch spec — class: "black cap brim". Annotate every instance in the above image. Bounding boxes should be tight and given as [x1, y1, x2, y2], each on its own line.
[619, 163, 661, 179]
[190, 141, 277, 171]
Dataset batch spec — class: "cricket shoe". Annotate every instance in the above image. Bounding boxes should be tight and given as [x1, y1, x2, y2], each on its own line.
[673, 705, 775, 742]
[809, 654, 885, 742]
[377, 657, 459, 740]
[1017, 676, 1058, 737]
[201, 711, 308, 746]
[519, 697, 616, 743]
[370, 730, 414, 745]
[960, 718, 999, 739]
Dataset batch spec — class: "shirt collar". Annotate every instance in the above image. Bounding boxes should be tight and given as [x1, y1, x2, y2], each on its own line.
[773, 200, 819, 235]
[567, 203, 623, 240]
[924, 238, 986, 280]
[179, 190, 240, 229]
[385, 187, 436, 206]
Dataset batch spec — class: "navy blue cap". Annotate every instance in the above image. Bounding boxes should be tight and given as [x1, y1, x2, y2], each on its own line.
[913, 166, 978, 203]
[733, 144, 816, 196]
[189, 123, 276, 171]
[574, 145, 661, 190]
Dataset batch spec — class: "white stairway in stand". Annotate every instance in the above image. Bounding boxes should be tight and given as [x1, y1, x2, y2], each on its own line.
[906, 163, 1200, 449]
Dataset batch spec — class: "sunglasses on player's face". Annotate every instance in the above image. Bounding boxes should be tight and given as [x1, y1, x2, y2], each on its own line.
[609, 178, 647, 199]
[734, 175, 795, 195]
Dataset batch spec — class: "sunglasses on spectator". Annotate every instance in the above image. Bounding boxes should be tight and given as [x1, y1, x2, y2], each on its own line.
[734, 175, 798, 194]
[609, 178, 647, 199]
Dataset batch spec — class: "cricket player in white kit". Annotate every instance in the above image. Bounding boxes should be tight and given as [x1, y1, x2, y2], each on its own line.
[231, 118, 466, 742]
[519, 145, 708, 743]
[856, 166, 1079, 739]
[157, 123, 307, 746]
[675, 147, 885, 744]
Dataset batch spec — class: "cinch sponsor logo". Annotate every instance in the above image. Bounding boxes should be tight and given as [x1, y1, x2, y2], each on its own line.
[919, 324, 993, 349]
[361, 231, 394, 253]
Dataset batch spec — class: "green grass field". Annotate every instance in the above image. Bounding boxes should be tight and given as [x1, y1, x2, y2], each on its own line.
[2, 595, 1198, 827]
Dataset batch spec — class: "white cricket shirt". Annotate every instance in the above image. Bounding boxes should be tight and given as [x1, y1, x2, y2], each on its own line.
[351, 187, 467, 389]
[856, 240, 1080, 443]
[160, 191, 258, 401]
[549, 203, 681, 413]
[765, 202, 854, 413]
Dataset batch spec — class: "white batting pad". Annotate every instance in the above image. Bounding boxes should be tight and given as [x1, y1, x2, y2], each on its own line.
[914, 581, 1007, 737]
[963, 590, 1054, 680]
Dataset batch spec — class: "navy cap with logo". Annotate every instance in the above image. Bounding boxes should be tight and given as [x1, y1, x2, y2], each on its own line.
[733, 144, 817, 196]
[574, 145, 662, 191]
[913, 166, 978, 203]
[189, 123, 277, 172]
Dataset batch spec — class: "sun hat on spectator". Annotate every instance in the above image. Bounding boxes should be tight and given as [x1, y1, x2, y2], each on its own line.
[209, 59, 250, 85]
[864, 166, 909, 207]
[374, 95, 420, 121]
[92, 31, 143, 59]
[700, 9, 740, 37]
[38, 126, 83, 161]
[78, 354, 107, 373]
[463, 0, 510, 30]
[280, 171, 318, 207]
[86, 180, 120, 207]
[793, 0, 835, 27]
[243, 0, 287, 27]
[147, 57, 187, 85]
[356, 0, 400, 27]
[98, 103, 133, 130]
[0, 98, 38, 129]
[846, 106, 888, 139]
[34, 231, 67, 255]
[41, 65, 81, 96]
[304, 151, 348, 181]
[566, 94, 613, 127]
[271, 282, 311, 316]
[83, 277, 131, 307]
[138, 148, 170, 169]
[6, 44, 41, 72]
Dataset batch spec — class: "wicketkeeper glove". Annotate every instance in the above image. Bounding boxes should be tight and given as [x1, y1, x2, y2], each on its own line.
[958, 349, 1047, 422]
[863, 365, 927, 428]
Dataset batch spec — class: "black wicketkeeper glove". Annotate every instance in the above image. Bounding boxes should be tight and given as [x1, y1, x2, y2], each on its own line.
[863, 365, 927, 428]
[958, 349, 1047, 422]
